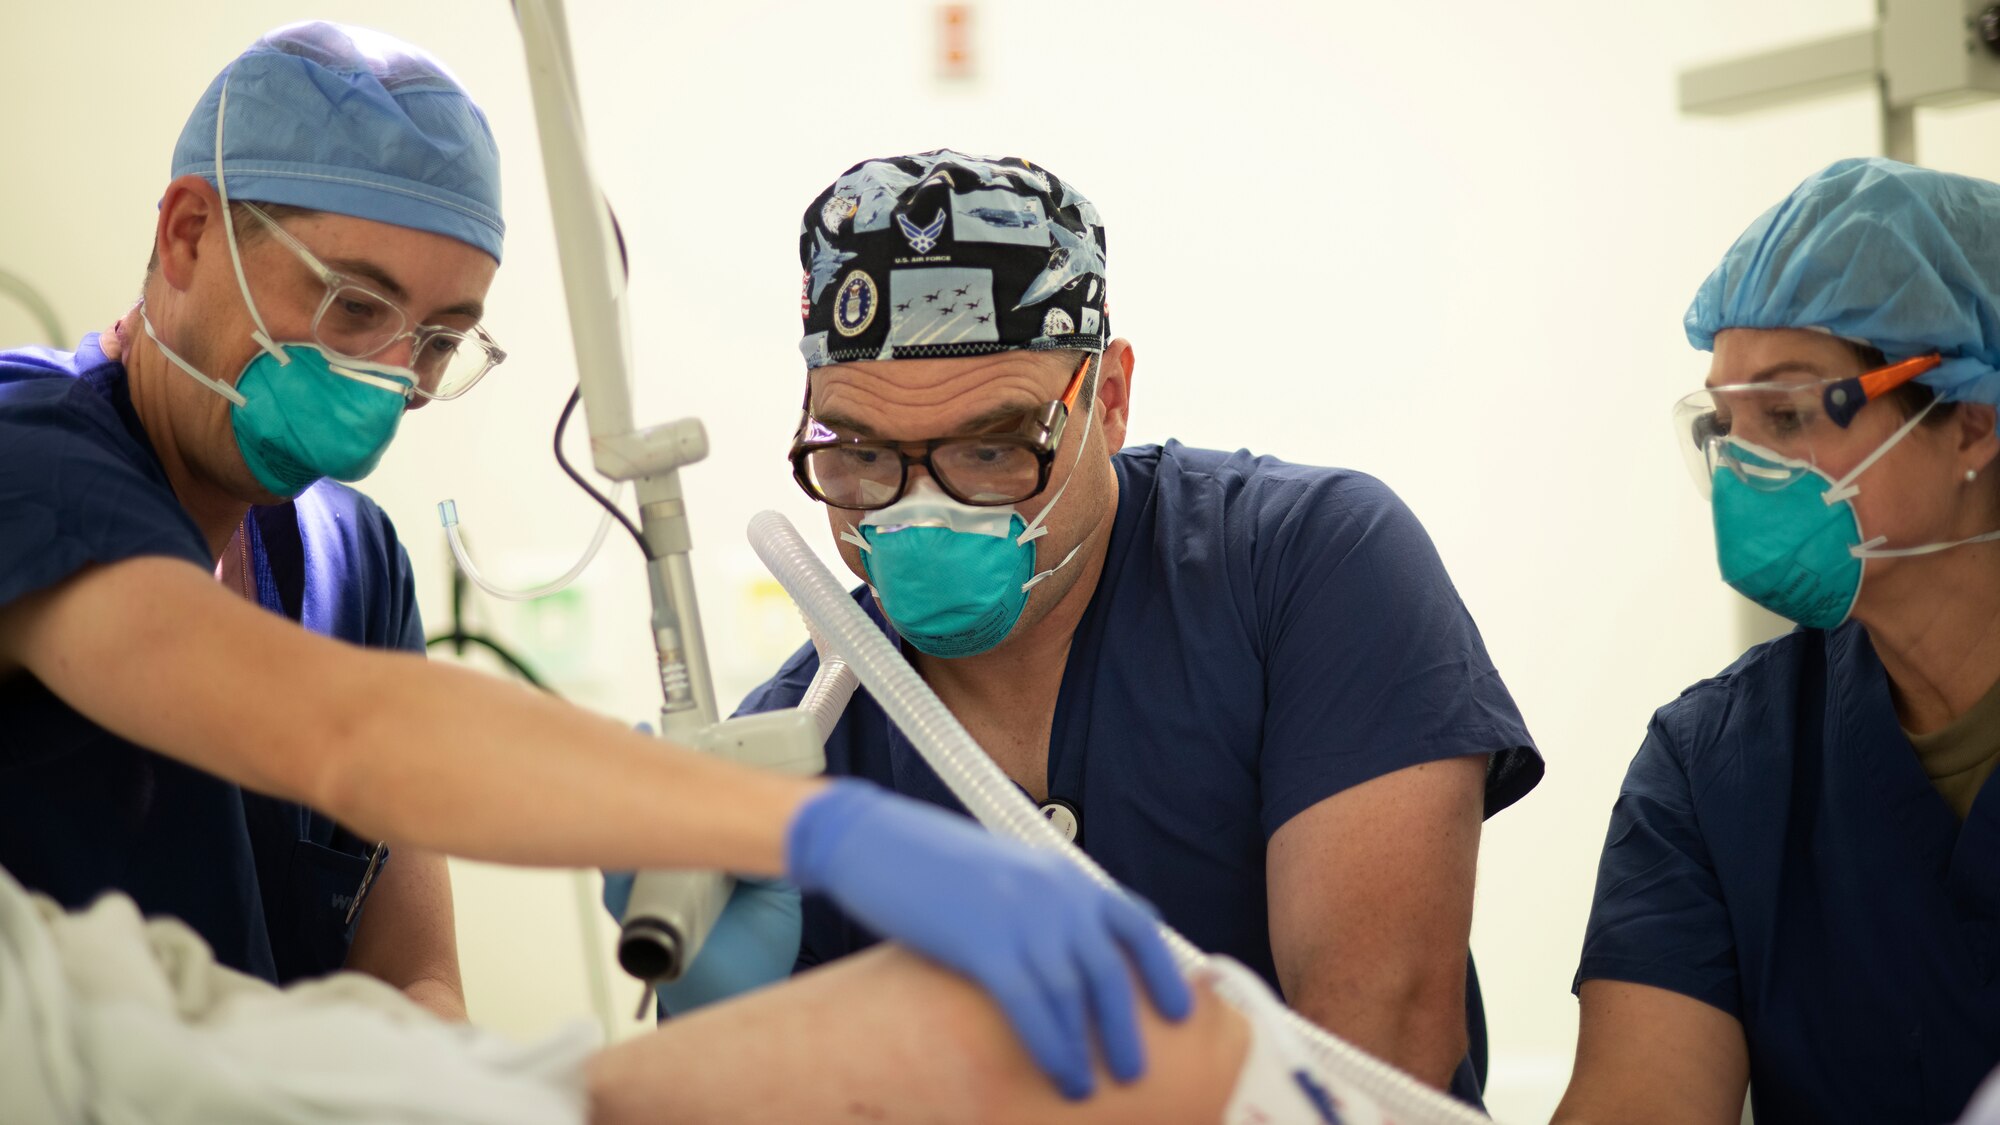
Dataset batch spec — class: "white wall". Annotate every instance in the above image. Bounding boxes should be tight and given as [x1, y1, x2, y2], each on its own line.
[10, 1, 2000, 1117]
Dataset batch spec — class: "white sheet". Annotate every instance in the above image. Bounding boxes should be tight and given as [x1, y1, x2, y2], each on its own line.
[0, 864, 596, 1125]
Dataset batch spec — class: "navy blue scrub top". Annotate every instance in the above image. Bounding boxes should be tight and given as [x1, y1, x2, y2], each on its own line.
[741, 441, 1544, 1104]
[1578, 623, 2000, 1123]
[0, 336, 425, 984]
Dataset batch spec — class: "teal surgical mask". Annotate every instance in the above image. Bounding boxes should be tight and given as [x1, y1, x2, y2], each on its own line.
[140, 310, 414, 498]
[843, 382, 1100, 658]
[848, 484, 1040, 657]
[1713, 398, 2000, 628]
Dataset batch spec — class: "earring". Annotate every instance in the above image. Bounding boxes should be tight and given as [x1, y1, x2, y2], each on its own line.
[1969, 470, 1980, 483]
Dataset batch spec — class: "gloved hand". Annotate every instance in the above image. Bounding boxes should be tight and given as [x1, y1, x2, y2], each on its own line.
[601, 872, 803, 1016]
[785, 780, 1191, 1100]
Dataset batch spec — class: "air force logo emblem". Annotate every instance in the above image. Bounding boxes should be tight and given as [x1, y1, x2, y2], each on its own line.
[834, 271, 879, 337]
[896, 209, 947, 254]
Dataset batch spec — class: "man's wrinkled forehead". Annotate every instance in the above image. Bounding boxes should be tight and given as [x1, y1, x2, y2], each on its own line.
[808, 351, 1073, 437]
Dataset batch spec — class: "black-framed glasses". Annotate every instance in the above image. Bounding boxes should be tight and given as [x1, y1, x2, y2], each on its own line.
[790, 352, 1091, 510]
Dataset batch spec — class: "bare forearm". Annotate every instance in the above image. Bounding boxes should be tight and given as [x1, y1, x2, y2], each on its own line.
[1293, 977, 1467, 1090]
[1265, 759, 1486, 1091]
[1556, 1073, 1745, 1124]
[1557, 982, 1750, 1125]
[310, 653, 818, 875]
[7, 560, 819, 878]
[402, 976, 469, 1022]
[345, 847, 466, 1020]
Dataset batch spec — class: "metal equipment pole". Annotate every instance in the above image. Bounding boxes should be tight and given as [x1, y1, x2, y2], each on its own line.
[510, 0, 733, 993]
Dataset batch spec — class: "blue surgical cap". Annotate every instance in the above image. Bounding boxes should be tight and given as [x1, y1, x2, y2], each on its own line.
[171, 22, 504, 262]
[1686, 157, 2000, 407]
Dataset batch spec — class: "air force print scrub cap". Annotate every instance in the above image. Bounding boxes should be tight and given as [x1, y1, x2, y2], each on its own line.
[1687, 157, 2000, 408]
[171, 22, 504, 262]
[798, 149, 1108, 369]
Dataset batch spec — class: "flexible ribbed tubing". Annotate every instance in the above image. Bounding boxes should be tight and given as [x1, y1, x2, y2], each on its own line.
[798, 657, 858, 744]
[747, 511, 1487, 1125]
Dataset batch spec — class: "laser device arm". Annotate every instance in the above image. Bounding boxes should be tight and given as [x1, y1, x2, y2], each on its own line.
[510, 0, 731, 991]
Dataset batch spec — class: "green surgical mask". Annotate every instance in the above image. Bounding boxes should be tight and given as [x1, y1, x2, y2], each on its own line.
[1710, 443, 1869, 629]
[843, 382, 1101, 659]
[1712, 399, 2000, 628]
[848, 487, 1040, 658]
[140, 312, 414, 498]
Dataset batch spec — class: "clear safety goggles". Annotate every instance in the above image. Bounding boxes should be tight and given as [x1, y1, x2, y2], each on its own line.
[240, 202, 506, 401]
[1671, 353, 1941, 498]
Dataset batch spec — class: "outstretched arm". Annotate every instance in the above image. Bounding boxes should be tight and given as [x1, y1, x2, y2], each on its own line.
[0, 556, 814, 874]
[1, 555, 1192, 1099]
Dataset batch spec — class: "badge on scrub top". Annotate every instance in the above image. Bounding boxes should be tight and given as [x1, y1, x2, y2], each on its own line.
[1040, 798, 1081, 844]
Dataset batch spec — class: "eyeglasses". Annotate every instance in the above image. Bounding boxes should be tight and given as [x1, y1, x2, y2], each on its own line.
[790, 352, 1092, 510]
[240, 202, 506, 401]
[1671, 352, 1941, 497]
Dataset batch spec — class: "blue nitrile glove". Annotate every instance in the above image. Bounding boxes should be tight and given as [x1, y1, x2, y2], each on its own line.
[600, 872, 803, 1016]
[784, 780, 1191, 1100]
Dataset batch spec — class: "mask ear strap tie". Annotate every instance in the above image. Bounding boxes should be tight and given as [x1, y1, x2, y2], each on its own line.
[213, 73, 285, 365]
[1016, 357, 1105, 588]
[1017, 358, 1103, 549]
[1017, 475, 1068, 546]
[138, 306, 248, 407]
[1853, 528, 2000, 559]
[1021, 541, 1084, 592]
[1824, 397, 1938, 504]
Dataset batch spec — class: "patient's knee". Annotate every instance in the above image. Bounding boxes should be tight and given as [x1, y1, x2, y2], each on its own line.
[943, 956, 1250, 1124]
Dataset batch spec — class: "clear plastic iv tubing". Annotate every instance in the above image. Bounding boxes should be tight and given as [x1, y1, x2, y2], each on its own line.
[747, 509, 1488, 1125]
[437, 488, 625, 602]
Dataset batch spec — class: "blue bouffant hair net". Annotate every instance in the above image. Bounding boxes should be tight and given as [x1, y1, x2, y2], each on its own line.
[1686, 157, 2000, 408]
[171, 22, 504, 262]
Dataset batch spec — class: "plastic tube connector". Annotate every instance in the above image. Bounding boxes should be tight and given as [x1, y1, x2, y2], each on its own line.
[437, 489, 624, 602]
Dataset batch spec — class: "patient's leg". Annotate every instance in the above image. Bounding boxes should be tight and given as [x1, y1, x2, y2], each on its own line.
[586, 946, 1249, 1124]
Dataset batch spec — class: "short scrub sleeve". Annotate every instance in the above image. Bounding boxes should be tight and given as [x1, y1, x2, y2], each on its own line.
[1254, 471, 1540, 837]
[0, 377, 209, 607]
[1574, 719, 1742, 1018]
[288, 481, 430, 655]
